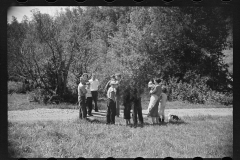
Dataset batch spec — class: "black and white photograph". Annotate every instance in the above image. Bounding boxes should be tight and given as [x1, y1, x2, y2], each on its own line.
[7, 5, 233, 158]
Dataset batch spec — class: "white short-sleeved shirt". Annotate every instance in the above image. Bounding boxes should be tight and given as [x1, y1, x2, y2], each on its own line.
[107, 87, 116, 101]
[89, 79, 100, 91]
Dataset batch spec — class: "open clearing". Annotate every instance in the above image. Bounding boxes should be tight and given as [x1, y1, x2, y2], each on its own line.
[8, 108, 232, 122]
[8, 95, 233, 158]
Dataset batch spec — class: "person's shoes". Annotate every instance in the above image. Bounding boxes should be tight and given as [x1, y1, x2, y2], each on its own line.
[88, 113, 93, 116]
[95, 110, 99, 112]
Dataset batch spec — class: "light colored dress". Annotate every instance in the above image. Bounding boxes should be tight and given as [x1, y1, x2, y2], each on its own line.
[147, 84, 162, 117]
[158, 93, 167, 117]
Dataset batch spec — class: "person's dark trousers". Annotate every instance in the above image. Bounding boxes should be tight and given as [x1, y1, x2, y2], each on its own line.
[115, 94, 120, 117]
[91, 91, 98, 112]
[79, 96, 87, 119]
[106, 99, 116, 124]
[158, 116, 164, 122]
[132, 98, 144, 126]
[86, 97, 93, 115]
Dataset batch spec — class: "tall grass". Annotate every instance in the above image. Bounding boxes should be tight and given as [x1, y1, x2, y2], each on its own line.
[8, 115, 232, 158]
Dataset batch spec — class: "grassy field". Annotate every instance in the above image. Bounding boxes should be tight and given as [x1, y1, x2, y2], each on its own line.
[8, 115, 232, 158]
[8, 93, 232, 111]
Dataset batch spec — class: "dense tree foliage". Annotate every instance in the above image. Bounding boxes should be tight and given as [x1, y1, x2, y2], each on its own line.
[8, 6, 232, 101]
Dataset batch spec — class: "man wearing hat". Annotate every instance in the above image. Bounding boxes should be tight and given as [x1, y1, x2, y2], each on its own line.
[106, 80, 118, 124]
[81, 73, 89, 84]
[78, 77, 87, 119]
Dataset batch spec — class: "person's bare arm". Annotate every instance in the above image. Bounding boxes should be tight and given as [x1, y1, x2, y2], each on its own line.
[107, 88, 110, 99]
[150, 85, 158, 94]
[104, 80, 110, 91]
[78, 84, 81, 96]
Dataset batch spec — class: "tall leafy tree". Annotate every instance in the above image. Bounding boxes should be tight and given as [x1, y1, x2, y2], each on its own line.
[8, 6, 232, 101]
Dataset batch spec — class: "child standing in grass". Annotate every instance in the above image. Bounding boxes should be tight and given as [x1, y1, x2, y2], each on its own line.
[86, 82, 93, 116]
[106, 81, 117, 124]
[158, 87, 168, 123]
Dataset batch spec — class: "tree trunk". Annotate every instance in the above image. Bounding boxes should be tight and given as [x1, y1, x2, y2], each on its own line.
[55, 62, 65, 96]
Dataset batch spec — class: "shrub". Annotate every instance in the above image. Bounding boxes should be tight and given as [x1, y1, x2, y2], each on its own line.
[62, 89, 78, 104]
[210, 91, 233, 106]
[8, 81, 26, 94]
[28, 88, 51, 104]
[166, 75, 232, 105]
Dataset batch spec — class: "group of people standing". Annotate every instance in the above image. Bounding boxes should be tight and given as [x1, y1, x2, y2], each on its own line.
[78, 73, 100, 118]
[147, 78, 168, 125]
[103, 73, 144, 127]
[78, 72, 167, 127]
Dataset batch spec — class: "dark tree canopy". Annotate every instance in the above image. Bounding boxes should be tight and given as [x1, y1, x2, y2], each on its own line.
[8, 6, 233, 98]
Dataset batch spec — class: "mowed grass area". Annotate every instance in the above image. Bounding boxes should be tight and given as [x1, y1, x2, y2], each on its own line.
[8, 93, 232, 111]
[8, 115, 232, 158]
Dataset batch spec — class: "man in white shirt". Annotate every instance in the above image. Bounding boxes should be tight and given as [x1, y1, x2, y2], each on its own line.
[89, 73, 100, 112]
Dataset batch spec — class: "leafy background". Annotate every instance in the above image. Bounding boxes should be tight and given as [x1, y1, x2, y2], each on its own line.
[7, 6, 233, 105]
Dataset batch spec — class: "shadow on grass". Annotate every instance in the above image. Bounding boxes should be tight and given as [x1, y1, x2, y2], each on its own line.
[86, 118, 105, 124]
[74, 117, 128, 127]
[143, 120, 188, 126]
[167, 120, 188, 125]
[8, 141, 23, 158]
[73, 115, 188, 128]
